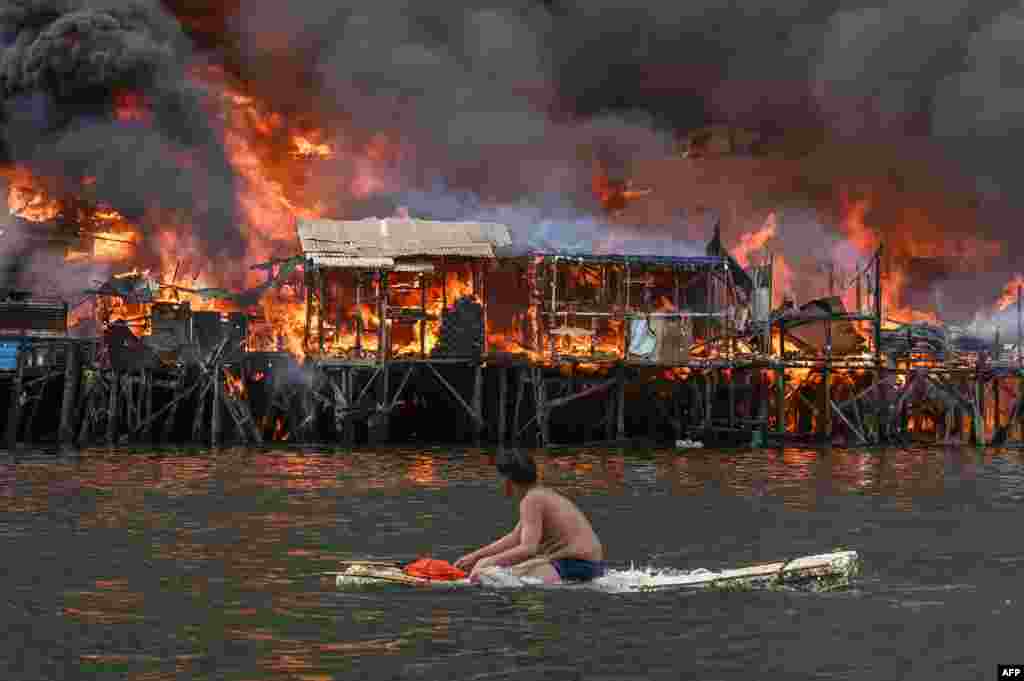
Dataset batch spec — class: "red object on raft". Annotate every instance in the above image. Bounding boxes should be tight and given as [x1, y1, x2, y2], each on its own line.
[403, 558, 467, 581]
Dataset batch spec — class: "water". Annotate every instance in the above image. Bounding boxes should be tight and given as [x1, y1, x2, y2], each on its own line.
[1, 445, 1022, 681]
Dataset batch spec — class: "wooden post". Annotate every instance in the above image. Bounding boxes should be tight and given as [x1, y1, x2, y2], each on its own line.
[974, 376, 985, 446]
[535, 367, 549, 447]
[106, 371, 120, 445]
[143, 369, 154, 441]
[211, 364, 222, 447]
[824, 314, 833, 440]
[442, 265, 448, 312]
[59, 341, 80, 447]
[336, 273, 344, 355]
[370, 363, 389, 443]
[354, 272, 364, 356]
[497, 366, 508, 443]
[302, 369, 316, 442]
[855, 265, 862, 314]
[704, 370, 712, 432]
[472, 362, 484, 444]
[77, 376, 95, 446]
[161, 369, 184, 443]
[479, 263, 489, 356]
[318, 268, 326, 355]
[6, 348, 26, 450]
[616, 364, 626, 440]
[420, 273, 428, 358]
[728, 368, 736, 429]
[873, 248, 883, 367]
[994, 377, 1001, 437]
[376, 270, 388, 363]
[303, 268, 314, 356]
[345, 367, 355, 445]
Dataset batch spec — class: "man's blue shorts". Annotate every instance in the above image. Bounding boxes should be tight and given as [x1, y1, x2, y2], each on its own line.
[551, 558, 606, 582]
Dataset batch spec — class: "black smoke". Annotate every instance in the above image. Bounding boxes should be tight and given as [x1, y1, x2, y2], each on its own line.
[0, 0, 243, 287]
[217, 2, 1024, 247]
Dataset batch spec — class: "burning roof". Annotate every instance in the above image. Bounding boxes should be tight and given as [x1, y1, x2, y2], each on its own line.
[297, 217, 512, 267]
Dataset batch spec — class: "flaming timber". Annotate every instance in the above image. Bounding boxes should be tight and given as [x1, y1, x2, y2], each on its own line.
[2, 219, 1024, 449]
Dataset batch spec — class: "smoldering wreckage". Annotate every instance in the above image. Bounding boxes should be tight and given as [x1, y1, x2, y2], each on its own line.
[2, 1, 1024, 450]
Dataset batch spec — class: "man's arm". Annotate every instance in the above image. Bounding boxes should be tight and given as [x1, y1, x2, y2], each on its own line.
[454, 523, 521, 569]
[477, 495, 543, 569]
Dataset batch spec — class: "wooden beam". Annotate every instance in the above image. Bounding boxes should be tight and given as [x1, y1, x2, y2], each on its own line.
[160, 369, 186, 443]
[5, 349, 25, 450]
[126, 371, 204, 441]
[211, 363, 222, 447]
[58, 341, 80, 447]
[318, 268, 326, 355]
[616, 365, 626, 440]
[106, 371, 120, 445]
[535, 368, 549, 447]
[472, 363, 484, 444]
[831, 400, 867, 444]
[546, 377, 617, 411]
[497, 367, 508, 443]
[426, 362, 484, 428]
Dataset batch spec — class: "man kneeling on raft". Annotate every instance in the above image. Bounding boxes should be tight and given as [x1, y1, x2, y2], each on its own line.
[455, 451, 605, 584]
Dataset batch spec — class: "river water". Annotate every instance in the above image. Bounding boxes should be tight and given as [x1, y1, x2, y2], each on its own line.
[1, 445, 1022, 680]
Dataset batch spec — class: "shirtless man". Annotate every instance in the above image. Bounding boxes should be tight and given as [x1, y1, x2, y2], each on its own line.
[454, 450, 604, 584]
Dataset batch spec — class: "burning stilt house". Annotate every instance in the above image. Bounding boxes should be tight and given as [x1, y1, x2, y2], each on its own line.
[297, 216, 513, 361]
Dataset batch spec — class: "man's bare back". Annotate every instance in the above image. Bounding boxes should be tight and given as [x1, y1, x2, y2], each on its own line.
[522, 486, 603, 563]
[455, 450, 605, 584]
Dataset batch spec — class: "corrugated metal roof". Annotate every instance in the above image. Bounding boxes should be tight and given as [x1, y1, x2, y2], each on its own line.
[297, 217, 512, 260]
[494, 248, 731, 268]
[307, 255, 395, 268]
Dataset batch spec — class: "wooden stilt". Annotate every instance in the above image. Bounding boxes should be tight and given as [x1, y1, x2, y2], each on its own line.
[673, 383, 684, 442]
[344, 368, 355, 445]
[824, 317, 833, 441]
[318, 269, 326, 356]
[974, 376, 985, 446]
[728, 368, 736, 429]
[497, 367, 508, 443]
[993, 377, 1001, 437]
[59, 341, 80, 448]
[704, 370, 712, 432]
[535, 368, 549, 447]
[161, 369, 185, 443]
[303, 269, 314, 355]
[211, 363, 222, 447]
[106, 371, 121, 445]
[688, 378, 700, 433]
[125, 372, 136, 433]
[77, 377, 97, 446]
[514, 368, 526, 443]
[192, 378, 208, 442]
[376, 270, 388, 363]
[616, 364, 626, 440]
[6, 349, 25, 450]
[369, 363, 390, 444]
[472, 363, 484, 444]
[24, 372, 47, 445]
[302, 369, 317, 442]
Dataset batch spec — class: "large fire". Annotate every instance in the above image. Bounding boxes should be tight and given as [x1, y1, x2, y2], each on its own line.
[2, 65, 407, 357]
[1, 61, 1017, 366]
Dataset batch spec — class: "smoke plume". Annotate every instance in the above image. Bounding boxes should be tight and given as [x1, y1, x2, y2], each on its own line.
[0, 0, 243, 290]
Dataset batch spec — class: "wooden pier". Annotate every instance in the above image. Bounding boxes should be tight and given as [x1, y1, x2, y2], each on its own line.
[3, 223, 1023, 451]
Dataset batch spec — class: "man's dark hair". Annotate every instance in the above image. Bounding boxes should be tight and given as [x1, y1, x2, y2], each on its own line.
[496, 450, 537, 485]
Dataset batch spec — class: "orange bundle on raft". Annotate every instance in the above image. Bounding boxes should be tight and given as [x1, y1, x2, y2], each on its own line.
[403, 558, 467, 581]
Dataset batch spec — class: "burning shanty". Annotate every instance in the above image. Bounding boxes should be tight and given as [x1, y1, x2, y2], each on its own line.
[2, 1, 1024, 449]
